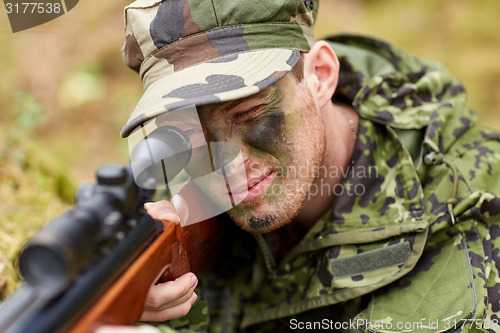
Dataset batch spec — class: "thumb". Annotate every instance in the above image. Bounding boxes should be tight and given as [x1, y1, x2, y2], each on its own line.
[171, 193, 189, 226]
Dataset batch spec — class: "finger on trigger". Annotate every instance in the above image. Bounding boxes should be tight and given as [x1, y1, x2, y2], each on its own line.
[141, 293, 197, 322]
[144, 273, 197, 310]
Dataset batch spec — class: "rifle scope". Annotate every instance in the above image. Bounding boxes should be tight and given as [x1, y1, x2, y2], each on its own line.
[18, 164, 139, 293]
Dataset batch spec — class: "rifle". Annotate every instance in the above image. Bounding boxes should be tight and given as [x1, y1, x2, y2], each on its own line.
[0, 126, 200, 333]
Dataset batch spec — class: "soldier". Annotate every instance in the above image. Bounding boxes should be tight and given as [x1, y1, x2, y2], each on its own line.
[98, 0, 500, 332]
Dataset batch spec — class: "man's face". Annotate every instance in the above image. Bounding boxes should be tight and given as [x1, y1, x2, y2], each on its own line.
[197, 72, 326, 233]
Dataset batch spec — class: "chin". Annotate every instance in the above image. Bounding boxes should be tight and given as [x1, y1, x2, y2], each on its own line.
[231, 214, 290, 234]
[228, 193, 304, 234]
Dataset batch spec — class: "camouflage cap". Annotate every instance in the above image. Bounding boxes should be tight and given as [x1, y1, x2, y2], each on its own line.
[120, 0, 318, 137]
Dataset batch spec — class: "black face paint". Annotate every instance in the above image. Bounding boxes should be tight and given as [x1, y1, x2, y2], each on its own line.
[243, 110, 286, 153]
[249, 215, 274, 230]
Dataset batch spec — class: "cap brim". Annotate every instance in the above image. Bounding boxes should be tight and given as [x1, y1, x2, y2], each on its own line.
[121, 48, 300, 137]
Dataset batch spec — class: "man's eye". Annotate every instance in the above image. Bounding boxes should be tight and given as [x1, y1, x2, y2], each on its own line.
[232, 107, 261, 122]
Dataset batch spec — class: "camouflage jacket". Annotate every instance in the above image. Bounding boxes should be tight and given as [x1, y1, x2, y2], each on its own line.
[154, 35, 500, 333]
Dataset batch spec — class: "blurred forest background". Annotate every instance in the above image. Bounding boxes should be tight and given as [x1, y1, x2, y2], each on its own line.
[1, 0, 500, 298]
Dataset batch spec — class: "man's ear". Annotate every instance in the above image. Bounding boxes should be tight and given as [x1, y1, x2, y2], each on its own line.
[303, 41, 340, 109]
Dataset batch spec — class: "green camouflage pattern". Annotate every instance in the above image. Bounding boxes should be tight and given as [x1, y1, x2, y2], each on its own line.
[147, 34, 500, 332]
[120, 0, 317, 138]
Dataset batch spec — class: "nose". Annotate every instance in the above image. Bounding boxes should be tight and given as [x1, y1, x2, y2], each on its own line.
[211, 140, 246, 175]
[239, 142, 251, 163]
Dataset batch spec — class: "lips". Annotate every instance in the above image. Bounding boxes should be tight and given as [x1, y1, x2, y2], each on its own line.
[248, 173, 270, 188]
[230, 171, 275, 203]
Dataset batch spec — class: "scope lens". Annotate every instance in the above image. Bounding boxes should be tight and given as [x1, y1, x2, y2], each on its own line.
[18, 208, 100, 291]
[19, 243, 68, 290]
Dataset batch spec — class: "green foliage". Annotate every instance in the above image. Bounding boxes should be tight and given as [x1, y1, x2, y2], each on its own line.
[0, 93, 75, 297]
[58, 61, 104, 109]
[0, 142, 76, 297]
[7, 91, 47, 144]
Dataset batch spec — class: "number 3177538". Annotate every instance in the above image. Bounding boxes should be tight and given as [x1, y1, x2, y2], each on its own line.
[5, 2, 62, 14]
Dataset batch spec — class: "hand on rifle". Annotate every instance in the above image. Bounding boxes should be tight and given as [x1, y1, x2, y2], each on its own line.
[96, 200, 198, 333]
[143, 200, 199, 321]
[95, 268, 197, 333]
